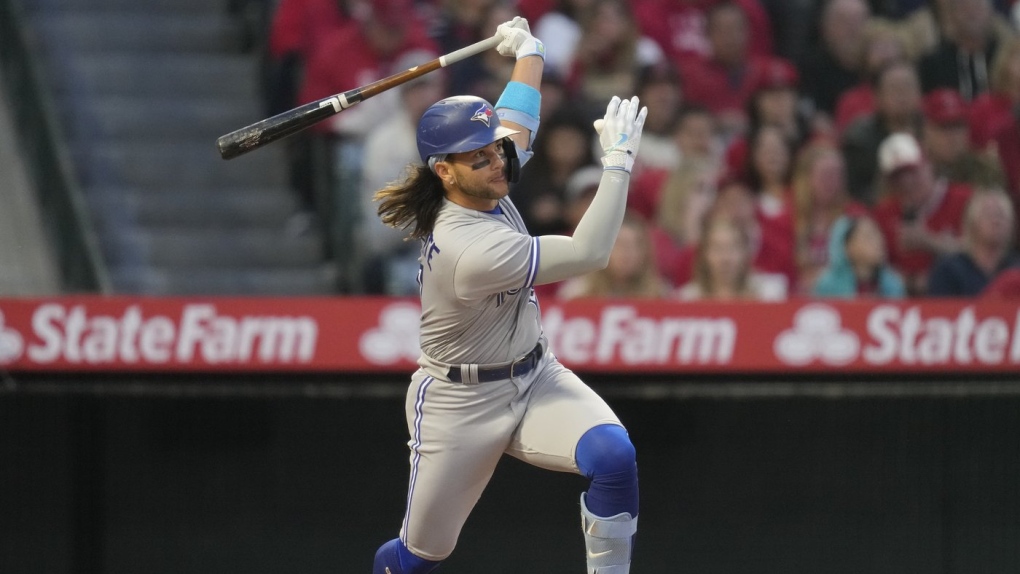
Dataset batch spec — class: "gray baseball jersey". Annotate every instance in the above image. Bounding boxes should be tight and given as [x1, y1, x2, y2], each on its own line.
[416, 196, 542, 373]
[399, 195, 622, 561]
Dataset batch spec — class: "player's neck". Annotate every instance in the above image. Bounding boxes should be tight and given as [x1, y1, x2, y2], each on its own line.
[445, 188, 499, 212]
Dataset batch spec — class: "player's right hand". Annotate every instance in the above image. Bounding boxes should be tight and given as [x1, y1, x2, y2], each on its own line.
[594, 96, 647, 173]
[496, 17, 545, 60]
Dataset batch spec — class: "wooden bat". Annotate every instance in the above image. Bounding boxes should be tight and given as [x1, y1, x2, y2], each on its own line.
[216, 34, 502, 160]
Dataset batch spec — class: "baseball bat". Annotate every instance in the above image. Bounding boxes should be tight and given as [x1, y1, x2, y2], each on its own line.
[216, 34, 502, 160]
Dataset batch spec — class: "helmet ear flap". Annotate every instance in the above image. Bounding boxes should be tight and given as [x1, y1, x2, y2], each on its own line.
[502, 137, 520, 183]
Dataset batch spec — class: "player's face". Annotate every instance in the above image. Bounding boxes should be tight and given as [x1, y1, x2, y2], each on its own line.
[446, 140, 510, 203]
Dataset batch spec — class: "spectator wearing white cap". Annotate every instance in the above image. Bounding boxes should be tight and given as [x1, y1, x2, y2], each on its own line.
[871, 131, 975, 295]
[840, 59, 923, 206]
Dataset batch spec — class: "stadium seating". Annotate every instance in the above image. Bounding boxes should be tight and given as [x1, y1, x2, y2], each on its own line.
[22, 0, 338, 294]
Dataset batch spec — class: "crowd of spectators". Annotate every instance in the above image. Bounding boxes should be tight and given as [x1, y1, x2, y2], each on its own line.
[262, 0, 1020, 300]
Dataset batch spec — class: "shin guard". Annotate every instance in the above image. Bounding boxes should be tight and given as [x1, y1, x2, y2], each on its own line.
[580, 493, 637, 574]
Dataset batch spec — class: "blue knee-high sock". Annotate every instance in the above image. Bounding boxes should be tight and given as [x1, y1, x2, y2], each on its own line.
[575, 423, 639, 518]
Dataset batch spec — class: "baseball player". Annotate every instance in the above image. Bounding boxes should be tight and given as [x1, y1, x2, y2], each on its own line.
[370, 17, 647, 574]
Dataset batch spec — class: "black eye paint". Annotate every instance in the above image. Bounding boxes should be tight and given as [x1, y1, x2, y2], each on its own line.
[469, 158, 491, 170]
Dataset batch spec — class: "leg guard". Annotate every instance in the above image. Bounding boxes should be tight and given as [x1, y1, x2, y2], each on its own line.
[372, 538, 441, 574]
[580, 493, 638, 574]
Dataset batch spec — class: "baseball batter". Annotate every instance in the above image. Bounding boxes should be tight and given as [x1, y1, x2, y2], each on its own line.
[370, 17, 647, 574]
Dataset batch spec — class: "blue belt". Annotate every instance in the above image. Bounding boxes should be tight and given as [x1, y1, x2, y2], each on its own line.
[447, 343, 544, 383]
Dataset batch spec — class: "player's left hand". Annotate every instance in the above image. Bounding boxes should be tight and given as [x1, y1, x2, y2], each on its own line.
[496, 17, 545, 61]
[594, 95, 648, 173]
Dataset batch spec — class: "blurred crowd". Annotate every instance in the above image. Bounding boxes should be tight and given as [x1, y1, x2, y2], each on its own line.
[258, 0, 1020, 301]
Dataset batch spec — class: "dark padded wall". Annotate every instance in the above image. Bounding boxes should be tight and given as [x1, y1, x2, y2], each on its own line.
[2, 380, 1019, 574]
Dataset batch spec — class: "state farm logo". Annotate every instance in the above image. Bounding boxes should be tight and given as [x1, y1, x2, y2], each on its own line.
[544, 305, 735, 365]
[356, 303, 737, 367]
[18, 303, 318, 365]
[0, 310, 25, 364]
[774, 304, 1020, 367]
[359, 302, 421, 364]
[774, 304, 859, 366]
[863, 305, 1020, 365]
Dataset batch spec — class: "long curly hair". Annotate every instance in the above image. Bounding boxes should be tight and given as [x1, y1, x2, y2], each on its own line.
[374, 164, 447, 241]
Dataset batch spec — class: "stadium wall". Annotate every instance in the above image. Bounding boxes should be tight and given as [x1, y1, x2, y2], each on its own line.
[2, 374, 1019, 574]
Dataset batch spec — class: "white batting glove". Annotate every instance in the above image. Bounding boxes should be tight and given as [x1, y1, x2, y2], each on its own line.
[593, 96, 647, 173]
[496, 17, 545, 60]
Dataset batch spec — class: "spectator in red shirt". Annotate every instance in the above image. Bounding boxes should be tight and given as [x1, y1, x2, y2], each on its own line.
[723, 57, 809, 180]
[927, 189, 1020, 296]
[264, 0, 353, 114]
[994, 118, 1020, 234]
[678, 2, 777, 137]
[297, 0, 436, 137]
[969, 37, 1020, 148]
[518, 0, 556, 23]
[744, 124, 798, 290]
[662, 168, 793, 294]
[871, 132, 974, 295]
[790, 138, 871, 294]
[633, 0, 774, 65]
[920, 88, 1005, 188]
[982, 267, 1020, 299]
[675, 214, 787, 300]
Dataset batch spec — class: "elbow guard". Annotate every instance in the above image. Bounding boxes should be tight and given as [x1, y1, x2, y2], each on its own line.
[495, 81, 541, 167]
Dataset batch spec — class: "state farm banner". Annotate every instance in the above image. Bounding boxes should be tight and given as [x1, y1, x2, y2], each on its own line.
[0, 297, 1018, 374]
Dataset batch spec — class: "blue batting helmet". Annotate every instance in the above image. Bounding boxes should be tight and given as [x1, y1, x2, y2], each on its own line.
[416, 96, 519, 164]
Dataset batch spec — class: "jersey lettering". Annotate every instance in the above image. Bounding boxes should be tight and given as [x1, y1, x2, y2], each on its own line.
[423, 233, 441, 271]
[495, 287, 522, 308]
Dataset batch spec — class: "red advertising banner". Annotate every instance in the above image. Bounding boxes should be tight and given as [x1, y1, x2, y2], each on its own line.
[0, 297, 1018, 374]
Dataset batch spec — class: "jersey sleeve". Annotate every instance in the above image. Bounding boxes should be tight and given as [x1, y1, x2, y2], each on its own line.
[453, 225, 539, 301]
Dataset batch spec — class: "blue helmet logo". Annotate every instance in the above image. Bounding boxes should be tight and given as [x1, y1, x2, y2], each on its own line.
[470, 104, 493, 127]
